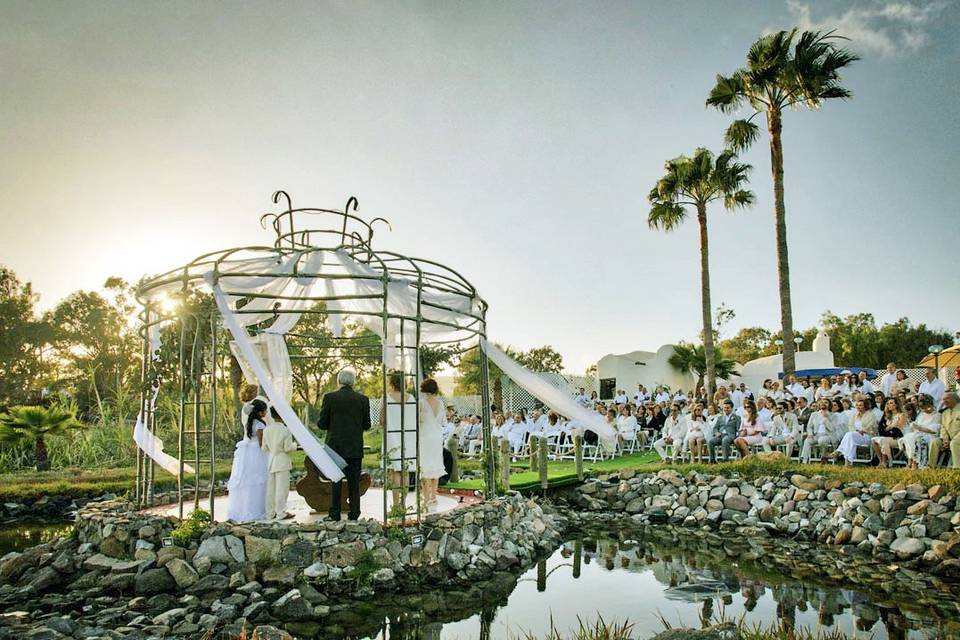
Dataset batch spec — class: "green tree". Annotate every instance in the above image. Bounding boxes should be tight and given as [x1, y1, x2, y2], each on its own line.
[455, 343, 519, 409]
[419, 344, 460, 378]
[707, 29, 859, 377]
[0, 266, 52, 407]
[0, 403, 84, 470]
[648, 147, 753, 398]
[719, 326, 775, 363]
[46, 281, 140, 416]
[516, 345, 564, 373]
[668, 343, 739, 393]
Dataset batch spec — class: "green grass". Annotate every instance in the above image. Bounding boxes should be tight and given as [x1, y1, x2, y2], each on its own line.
[445, 451, 660, 491]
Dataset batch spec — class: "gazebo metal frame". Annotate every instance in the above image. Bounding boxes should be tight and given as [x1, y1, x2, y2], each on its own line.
[133, 191, 495, 523]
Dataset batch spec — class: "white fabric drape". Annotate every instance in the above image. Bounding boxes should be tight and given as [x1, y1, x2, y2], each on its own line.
[133, 386, 195, 476]
[210, 281, 345, 482]
[481, 339, 616, 444]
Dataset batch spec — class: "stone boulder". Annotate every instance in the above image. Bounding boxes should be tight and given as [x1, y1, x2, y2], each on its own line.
[194, 535, 245, 565]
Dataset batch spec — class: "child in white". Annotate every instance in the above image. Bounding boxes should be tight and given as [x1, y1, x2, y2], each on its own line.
[262, 407, 298, 520]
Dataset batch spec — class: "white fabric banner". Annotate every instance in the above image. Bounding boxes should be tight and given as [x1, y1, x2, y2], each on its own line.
[210, 281, 345, 482]
[481, 339, 616, 444]
[133, 387, 195, 476]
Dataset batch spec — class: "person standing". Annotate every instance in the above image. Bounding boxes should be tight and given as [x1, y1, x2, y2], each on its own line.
[919, 369, 946, 410]
[318, 368, 371, 520]
[262, 407, 298, 520]
[226, 399, 269, 522]
[418, 378, 447, 511]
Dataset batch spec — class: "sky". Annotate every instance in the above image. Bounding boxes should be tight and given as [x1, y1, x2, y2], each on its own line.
[1, 0, 958, 373]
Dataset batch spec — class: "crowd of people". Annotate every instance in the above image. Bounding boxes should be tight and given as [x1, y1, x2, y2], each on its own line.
[556, 364, 958, 469]
[433, 364, 960, 470]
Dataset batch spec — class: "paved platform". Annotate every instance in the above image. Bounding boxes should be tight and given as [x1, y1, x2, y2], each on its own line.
[151, 487, 463, 523]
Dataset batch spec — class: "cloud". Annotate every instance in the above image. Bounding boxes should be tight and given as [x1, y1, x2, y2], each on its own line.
[785, 0, 949, 56]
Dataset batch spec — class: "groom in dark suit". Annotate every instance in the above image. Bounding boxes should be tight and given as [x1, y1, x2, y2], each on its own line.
[318, 367, 371, 520]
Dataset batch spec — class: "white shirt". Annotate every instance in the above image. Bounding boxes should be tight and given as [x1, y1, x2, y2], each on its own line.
[880, 372, 896, 397]
[614, 393, 628, 404]
[858, 380, 873, 395]
[664, 415, 688, 441]
[919, 378, 946, 409]
[730, 390, 744, 408]
[655, 391, 671, 404]
[786, 383, 805, 399]
[757, 407, 773, 426]
[634, 391, 648, 404]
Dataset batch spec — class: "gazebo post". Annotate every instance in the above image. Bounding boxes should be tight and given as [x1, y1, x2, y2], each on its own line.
[479, 339, 495, 497]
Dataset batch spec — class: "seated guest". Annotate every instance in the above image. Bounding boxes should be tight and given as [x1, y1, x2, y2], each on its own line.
[872, 398, 905, 467]
[707, 400, 740, 463]
[824, 398, 878, 465]
[654, 404, 687, 462]
[614, 389, 629, 405]
[768, 381, 785, 403]
[617, 404, 643, 448]
[800, 401, 839, 463]
[892, 369, 912, 396]
[930, 392, 960, 468]
[815, 378, 834, 402]
[919, 368, 946, 410]
[901, 397, 940, 468]
[763, 401, 799, 458]
[756, 397, 774, 428]
[795, 396, 814, 427]
[733, 403, 764, 458]
[857, 371, 873, 396]
[685, 404, 707, 463]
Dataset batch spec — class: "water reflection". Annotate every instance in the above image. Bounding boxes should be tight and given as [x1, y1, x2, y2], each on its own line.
[0, 520, 72, 555]
[349, 524, 958, 640]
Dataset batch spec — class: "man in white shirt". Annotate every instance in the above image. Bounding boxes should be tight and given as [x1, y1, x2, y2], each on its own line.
[655, 388, 671, 404]
[729, 384, 744, 410]
[614, 389, 629, 405]
[634, 384, 648, 405]
[784, 375, 805, 400]
[673, 390, 688, 404]
[653, 404, 688, 462]
[919, 368, 946, 410]
[574, 388, 590, 408]
[756, 397, 773, 428]
[857, 371, 873, 396]
[879, 363, 897, 397]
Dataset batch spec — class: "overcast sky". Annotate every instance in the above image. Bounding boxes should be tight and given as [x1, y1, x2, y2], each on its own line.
[2, 0, 957, 372]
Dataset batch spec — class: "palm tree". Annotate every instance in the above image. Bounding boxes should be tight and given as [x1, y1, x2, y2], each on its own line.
[648, 148, 753, 398]
[706, 29, 858, 377]
[668, 343, 739, 394]
[0, 404, 84, 471]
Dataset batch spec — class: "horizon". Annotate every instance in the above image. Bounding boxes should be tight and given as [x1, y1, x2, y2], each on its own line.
[2, 1, 958, 372]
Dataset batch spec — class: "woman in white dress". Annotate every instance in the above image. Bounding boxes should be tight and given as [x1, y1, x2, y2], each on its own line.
[227, 399, 269, 522]
[901, 399, 940, 468]
[384, 373, 417, 511]
[685, 406, 707, 463]
[418, 378, 447, 511]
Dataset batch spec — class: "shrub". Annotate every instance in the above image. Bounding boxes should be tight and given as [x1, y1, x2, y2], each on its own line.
[170, 509, 212, 545]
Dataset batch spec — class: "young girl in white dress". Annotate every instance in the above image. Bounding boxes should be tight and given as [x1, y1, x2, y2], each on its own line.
[418, 378, 447, 511]
[227, 399, 269, 522]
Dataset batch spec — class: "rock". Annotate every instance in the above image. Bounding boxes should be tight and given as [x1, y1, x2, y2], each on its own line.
[138, 525, 157, 539]
[187, 573, 229, 594]
[251, 625, 295, 640]
[272, 589, 315, 621]
[165, 558, 199, 589]
[152, 607, 187, 626]
[24, 566, 62, 592]
[303, 561, 328, 579]
[194, 535, 245, 565]
[929, 485, 946, 501]
[890, 537, 925, 558]
[156, 546, 185, 566]
[135, 568, 176, 595]
[324, 541, 365, 568]
[262, 564, 298, 585]
[371, 567, 395, 584]
[280, 541, 315, 568]
[723, 495, 750, 513]
[44, 618, 77, 637]
[245, 536, 281, 564]
[651, 621, 738, 640]
[82, 553, 143, 573]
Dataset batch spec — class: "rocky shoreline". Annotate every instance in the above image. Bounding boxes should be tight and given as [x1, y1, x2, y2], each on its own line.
[1, 470, 960, 639]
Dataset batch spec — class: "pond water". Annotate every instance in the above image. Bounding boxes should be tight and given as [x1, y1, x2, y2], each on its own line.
[0, 520, 73, 555]
[321, 523, 960, 640]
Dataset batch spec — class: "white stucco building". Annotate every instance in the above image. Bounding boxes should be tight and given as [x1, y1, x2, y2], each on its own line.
[737, 330, 835, 393]
[596, 345, 698, 399]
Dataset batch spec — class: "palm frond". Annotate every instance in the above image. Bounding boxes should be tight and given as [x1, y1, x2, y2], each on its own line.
[647, 202, 687, 232]
[724, 189, 754, 210]
[705, 74, 745, 112]
[724, 119, 760, 152]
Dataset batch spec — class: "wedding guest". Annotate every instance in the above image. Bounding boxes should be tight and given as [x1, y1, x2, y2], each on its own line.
[227, 399, 269, 522]
[262, 407, 298, 520]
[708, 400, 740, 463]
[872, 398, 905, 467]
[879, 363, 898, 397]
[815, 378, 834, 402]
[919, 369, 946, 410]
[901, 397, 940, 468]
[654, 404, 687, 462]
[892, 369, 912, 396]
[617, 404, 642, 449]
[384, 373, 416, 508]
[733, 404, 764, 458]
[856, 371, 873, 396]
[825, 398, 877, 465]
[930, 392, 960, 468]
[763, 401, 798, 458]
[800, 401, 838, 464]
[685, 405, 707, 463]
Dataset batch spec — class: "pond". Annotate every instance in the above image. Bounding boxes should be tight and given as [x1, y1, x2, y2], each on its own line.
[318, 522, 960, 640]
[0, 520, 73, 556]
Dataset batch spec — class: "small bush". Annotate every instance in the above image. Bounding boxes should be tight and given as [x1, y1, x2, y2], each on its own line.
[170, 509, 212, 545]
[348, 549, 382, 587]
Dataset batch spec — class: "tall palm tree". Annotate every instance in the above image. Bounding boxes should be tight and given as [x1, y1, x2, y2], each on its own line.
[0, 404, 84, 471]
[706, 29, 859, 376]
[648, 148, 753, 398]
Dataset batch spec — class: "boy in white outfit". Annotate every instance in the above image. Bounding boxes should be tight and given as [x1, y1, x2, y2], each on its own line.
[263, 407, 298, 520]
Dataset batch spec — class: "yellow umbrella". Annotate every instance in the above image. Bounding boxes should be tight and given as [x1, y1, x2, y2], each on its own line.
[917, 344, 960, 368]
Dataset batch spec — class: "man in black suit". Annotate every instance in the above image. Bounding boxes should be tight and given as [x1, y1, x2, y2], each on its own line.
[318, 367, 371, 520]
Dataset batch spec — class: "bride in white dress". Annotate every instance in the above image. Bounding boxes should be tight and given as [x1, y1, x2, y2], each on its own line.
[227, 399, 269, 522]
[418, 378, 447, 511]
[384, 373, 418, 511]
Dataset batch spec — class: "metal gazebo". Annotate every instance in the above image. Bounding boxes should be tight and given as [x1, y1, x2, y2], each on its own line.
[133, 191, 495, 523]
